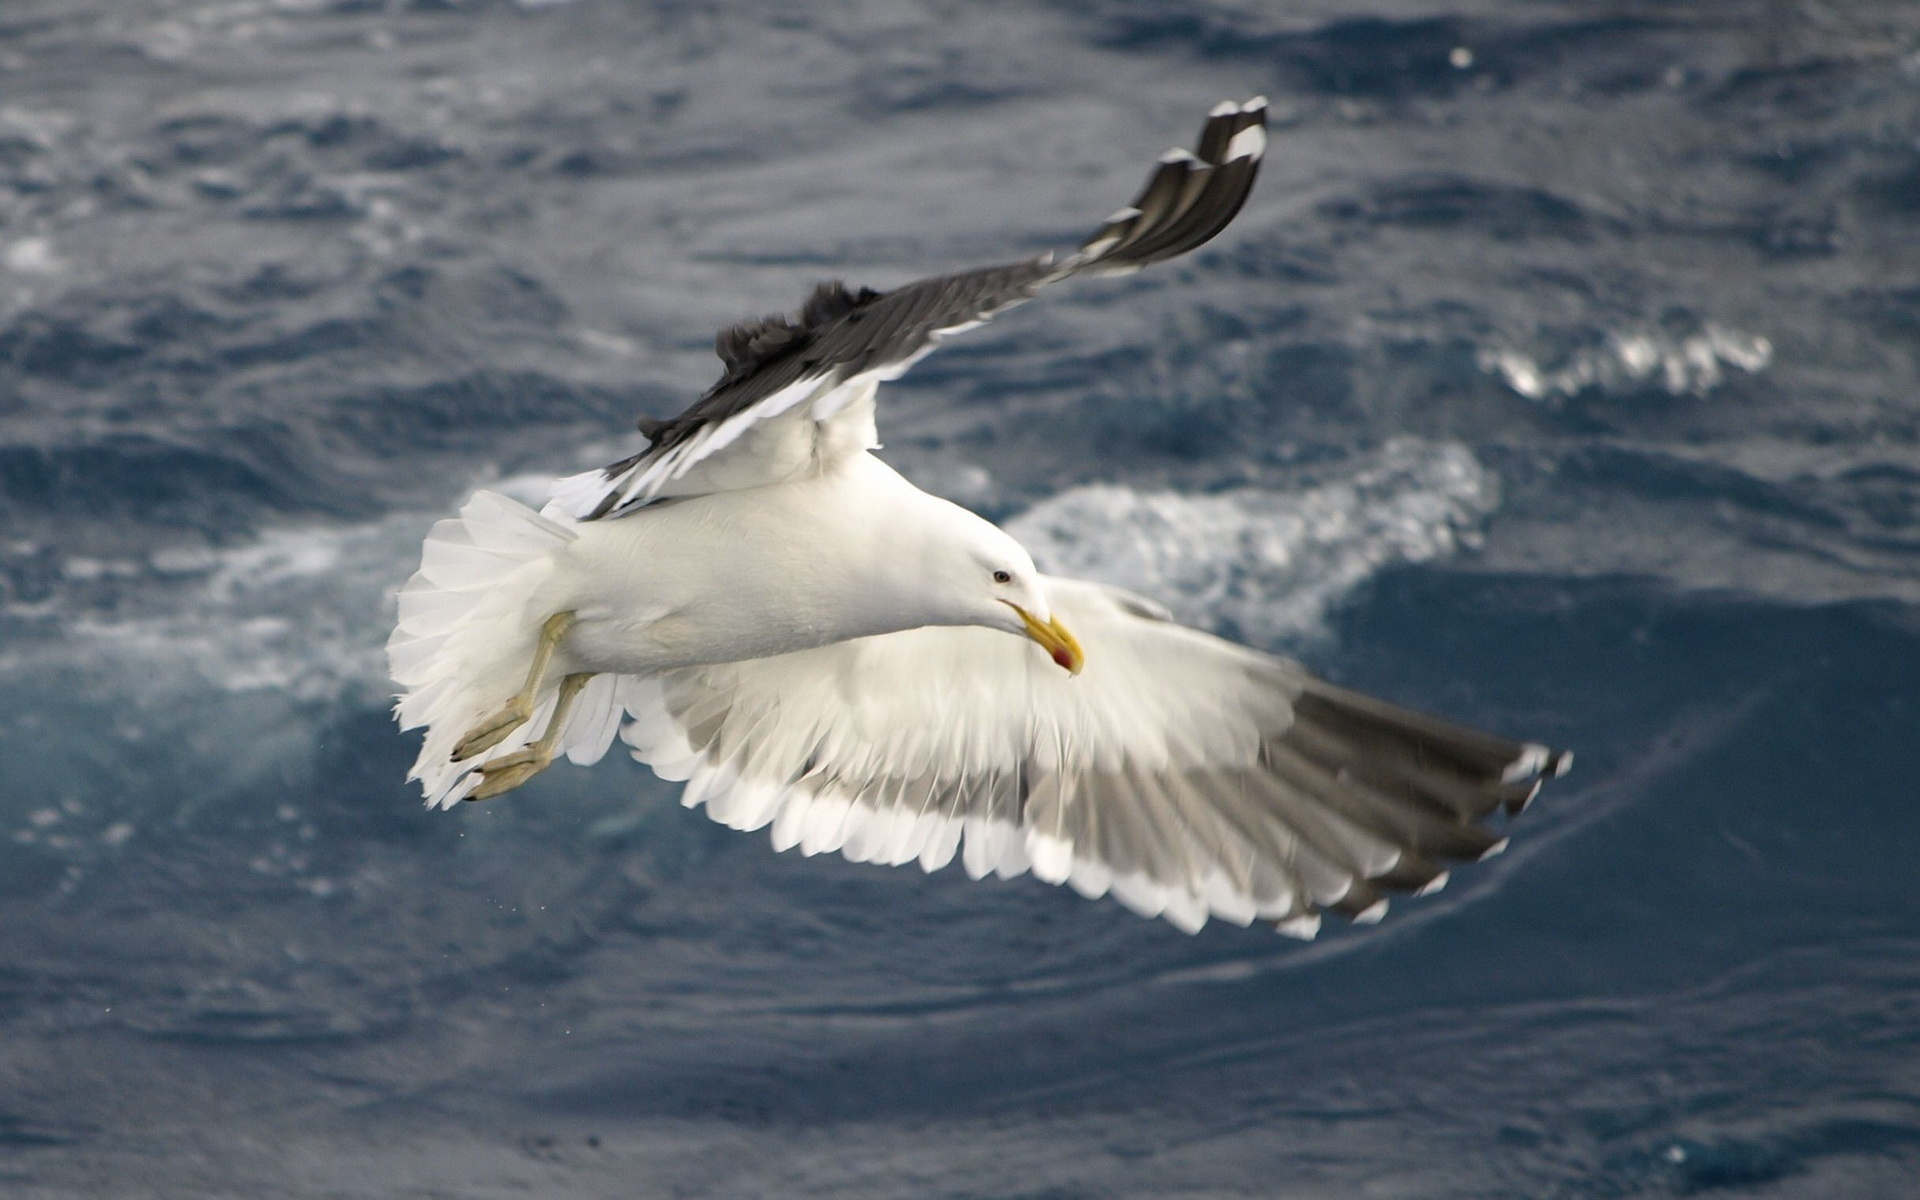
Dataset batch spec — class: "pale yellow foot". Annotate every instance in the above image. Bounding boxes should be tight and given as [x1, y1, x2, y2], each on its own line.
[452, 700, 532, 762]
[461, 671, 594, 803]
[448, 610, 577, 763]
[467, 746, 553, 800]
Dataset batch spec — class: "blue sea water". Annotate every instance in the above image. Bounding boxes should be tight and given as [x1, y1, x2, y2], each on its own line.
[1, 1, 1917, 1195]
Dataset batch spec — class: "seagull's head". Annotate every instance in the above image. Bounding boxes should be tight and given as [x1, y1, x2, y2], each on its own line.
[918, 505, 1084, 675]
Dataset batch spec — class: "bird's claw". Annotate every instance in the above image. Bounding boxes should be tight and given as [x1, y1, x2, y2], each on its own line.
[452, 703, 531, 761]
[465, 748, 553, 801]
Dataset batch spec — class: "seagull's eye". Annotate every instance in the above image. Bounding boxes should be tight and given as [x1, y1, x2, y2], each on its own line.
[992, 569, 1013, 584]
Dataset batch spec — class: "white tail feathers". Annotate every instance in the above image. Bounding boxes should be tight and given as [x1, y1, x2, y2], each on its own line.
[388, 491, 623, 808]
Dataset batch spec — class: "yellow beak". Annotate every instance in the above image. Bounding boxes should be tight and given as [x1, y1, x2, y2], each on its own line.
[1009, 603, 1085, 675]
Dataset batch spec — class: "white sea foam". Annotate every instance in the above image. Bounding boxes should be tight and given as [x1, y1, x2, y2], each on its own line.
[1479, 324, 1771, 403]
[7, 466, 620, 708]
[31, 515, 426, 706]
[18, 442, 1495, 712]
[1007, 439, 1497, 647]
[3, 236, 61, 276]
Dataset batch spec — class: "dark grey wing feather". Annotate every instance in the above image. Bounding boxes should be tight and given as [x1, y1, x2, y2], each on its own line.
[559, 98, 1269, 521]
[1074, 99, 1267, 272]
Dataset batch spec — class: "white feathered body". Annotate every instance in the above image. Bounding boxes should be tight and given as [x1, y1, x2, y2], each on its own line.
[546, 453, 968, 677]
[389, 451, 1045, 806]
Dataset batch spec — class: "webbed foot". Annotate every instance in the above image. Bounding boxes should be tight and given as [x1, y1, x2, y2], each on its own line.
[448, 611, 578, 762]
[466, 747, 554, 801]
[452, 702, 532, 761]
[458, 670, 594, 803]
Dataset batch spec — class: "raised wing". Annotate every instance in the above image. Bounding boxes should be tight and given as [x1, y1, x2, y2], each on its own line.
[552, 98, 1270, 521]
[617, 576, 1570, 935]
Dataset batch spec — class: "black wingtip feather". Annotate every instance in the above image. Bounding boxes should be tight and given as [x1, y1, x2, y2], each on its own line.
[1082, 157, 1199, 260]
[1293, 681, 1561, 787]
[1108, 156, 1259, 268]
[1263, 674, 1570, 930]
[1328, 880, 1386, 920]
[1073, 97, 1267, 276]
[1372, 852, 1447, 893]
[1504, 778, 1544, 817]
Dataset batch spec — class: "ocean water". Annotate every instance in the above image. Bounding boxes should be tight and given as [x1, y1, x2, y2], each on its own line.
[2, 1, 1918, 1195]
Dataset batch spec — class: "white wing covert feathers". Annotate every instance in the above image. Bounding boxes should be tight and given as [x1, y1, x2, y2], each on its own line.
[552, 97, 1271, 522]
[621, 578, 1569, 935]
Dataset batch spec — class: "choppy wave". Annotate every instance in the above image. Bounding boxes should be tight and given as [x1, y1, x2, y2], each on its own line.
[1478, 323, 1773, 403]
[18, 439, 1489, 712]
[1007, 438, 1496, 647]
[4, 0, 1919, 1195]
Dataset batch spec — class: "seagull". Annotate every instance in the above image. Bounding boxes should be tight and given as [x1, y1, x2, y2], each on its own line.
[387, 99, 1570, 936]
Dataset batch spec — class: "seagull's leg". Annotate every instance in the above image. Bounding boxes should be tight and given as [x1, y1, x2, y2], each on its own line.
[452, 610, 576, 761]
[466, 671, 594, 801]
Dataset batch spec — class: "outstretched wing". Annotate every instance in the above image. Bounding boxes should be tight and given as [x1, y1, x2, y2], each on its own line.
[617, 576, 1571, 936]
[552, 98, 1270, 521]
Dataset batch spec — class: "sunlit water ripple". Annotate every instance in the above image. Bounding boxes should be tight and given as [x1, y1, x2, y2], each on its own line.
[1, 1, 1917, 1195]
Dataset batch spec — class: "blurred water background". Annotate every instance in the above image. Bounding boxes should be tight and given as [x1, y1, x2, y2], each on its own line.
[1, 1, 1917, 1195]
